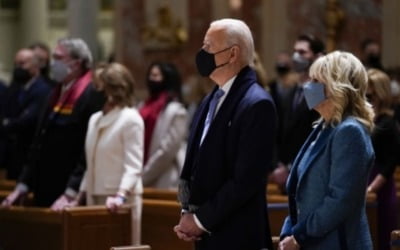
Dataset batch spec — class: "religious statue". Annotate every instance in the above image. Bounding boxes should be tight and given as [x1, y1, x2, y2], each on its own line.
[142, 3, 188, 50]
[325, 0, 345, 52]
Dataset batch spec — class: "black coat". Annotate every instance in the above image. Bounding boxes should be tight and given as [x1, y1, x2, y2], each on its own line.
[278, 85, 319, 165]
[19, 78, 105, 207]
[181, 66, 276, 250]
[1, 77, 52, 179]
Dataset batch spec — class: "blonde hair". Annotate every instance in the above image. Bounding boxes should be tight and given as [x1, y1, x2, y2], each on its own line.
[309, 51, 374, 132]
[95, 63, 136, 107]
[367, 68, 393, 115]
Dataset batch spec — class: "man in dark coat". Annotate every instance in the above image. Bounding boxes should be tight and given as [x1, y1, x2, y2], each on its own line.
[174, 18, 276, 250]
[1, 48, 51, 179]
[2, 38, 105, 208]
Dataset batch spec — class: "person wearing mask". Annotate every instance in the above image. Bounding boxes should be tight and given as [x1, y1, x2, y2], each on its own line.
[1, 38, 105, 209]
[361, 38, 384, 71]
[75, 63, 144, 245]
[271, 34, 324, 192]
[279, 51, 375, 250]
[140, 62, 188, 189]
[1, 48, 51, 179]
[174, 18, 276, 250]
[366, 68, 399, 250]
[29, 41, 55, 87]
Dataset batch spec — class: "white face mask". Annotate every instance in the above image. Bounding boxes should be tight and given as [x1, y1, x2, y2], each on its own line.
[292, 52, 311, 73]
[50, 59, 71, 83]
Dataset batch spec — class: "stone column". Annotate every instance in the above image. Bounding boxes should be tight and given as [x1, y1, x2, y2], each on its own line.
[383, 0, 400, 68]
[67, 0, 99, 60]
[261, 0, 289, 78]
[19, 0, 48, 47]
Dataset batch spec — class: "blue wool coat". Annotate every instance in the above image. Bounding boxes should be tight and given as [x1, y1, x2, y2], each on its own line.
[281, 117, 375, 250]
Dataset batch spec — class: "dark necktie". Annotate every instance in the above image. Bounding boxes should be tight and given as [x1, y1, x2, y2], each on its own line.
[200, 89, 225, 144]
[292, 86, 304, 111]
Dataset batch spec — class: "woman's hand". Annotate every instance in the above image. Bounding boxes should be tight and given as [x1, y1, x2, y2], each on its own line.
[105, 195, 125, 212]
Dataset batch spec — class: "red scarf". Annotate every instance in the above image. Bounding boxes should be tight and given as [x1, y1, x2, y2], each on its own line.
[139, 92, 169, 164]
[50, 71, 92, 115]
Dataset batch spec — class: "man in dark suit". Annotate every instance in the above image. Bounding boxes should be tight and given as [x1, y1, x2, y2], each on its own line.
[174, 19, 276, 250]
[2, 38, 105, 209]
[1, 48, 51, 179]
[270, 35, 324, 191]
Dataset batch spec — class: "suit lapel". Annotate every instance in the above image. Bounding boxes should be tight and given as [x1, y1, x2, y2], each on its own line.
[181, 66, 256, 180]
[200, 66, 255, 147]
[296, 124, 334, 188]
[96, 107, 121, 129]
[185, 93, 213, 156]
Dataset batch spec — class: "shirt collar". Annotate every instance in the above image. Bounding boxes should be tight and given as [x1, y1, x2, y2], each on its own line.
[23, 76, 37, 91]
[220, 75, 236, 94]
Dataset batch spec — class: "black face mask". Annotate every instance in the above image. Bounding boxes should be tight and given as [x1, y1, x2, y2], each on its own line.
[195, 47, 232, 77]
[40, 64, 50, 78]
[12, 67, 32, 84]
[275, 63, 290, 75]
[147, 79, 167, 96]
[366, 54, 382, 69]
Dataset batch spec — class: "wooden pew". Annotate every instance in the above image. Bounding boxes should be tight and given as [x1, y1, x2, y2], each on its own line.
[0, 179, 15, 191]
[110, 246, 151, 250]
[141, 197, 289, 250]
[143, 188, 178, 201]
[392, 230, 400, 250]
[0, 206, 131, 250]
[142, 199, 192, 250]
[0, 168, 6, 180]
[143, 185, 282, 201]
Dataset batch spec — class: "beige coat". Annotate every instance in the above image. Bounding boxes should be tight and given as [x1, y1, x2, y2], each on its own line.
[80, 107, 144, 204]
[142, 101, 188, 189]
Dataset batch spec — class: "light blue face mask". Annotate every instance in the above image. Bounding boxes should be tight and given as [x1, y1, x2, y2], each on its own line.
[303, 81, 326, 110]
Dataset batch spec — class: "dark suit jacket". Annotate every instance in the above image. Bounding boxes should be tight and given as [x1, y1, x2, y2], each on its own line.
[278, 85, 319, 165]
[180, 66, 276, 250]
[2, 77, 51, 179]
[19, 75, 105, 207]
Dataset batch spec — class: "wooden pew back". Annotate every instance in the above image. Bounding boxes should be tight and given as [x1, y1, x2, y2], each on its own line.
[0, 206, 131, 250]
[392, 230, 400, 250]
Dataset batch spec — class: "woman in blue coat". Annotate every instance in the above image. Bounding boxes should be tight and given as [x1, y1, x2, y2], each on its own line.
[279, 51, 375, 250]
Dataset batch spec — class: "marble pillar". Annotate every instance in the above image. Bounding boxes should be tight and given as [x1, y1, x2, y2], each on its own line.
[383, 0, 400, 68]
[19, 0, 48, 47]
[67, 0, 99, 60]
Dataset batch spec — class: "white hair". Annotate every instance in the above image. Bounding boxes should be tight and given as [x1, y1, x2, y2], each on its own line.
[210, 18, 255, 66]
[57, 38, 93, 70]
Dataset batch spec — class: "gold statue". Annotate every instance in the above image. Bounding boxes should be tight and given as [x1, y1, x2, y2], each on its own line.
[142, 4, 188, 50]
[325, 0, 345, 52]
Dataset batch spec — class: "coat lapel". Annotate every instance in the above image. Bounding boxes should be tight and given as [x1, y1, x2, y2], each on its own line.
[96, 107, 121, 129]
[296, 124, 334, 188]
[181, 66, 256, 180]
[200, 66, 255, 147]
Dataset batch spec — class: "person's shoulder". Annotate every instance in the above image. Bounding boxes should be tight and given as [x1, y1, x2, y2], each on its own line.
[243, 83, 273, 104]
[121, 107, 144, 127]
[165, 100, 187, 115]
[89, 110, 102, 124]
[33, 76, 52, 92]
[339, 116, 364, 128]
[335, 116, 369, 139]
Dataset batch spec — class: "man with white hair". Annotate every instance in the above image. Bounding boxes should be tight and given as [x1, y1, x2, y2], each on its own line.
[174, 19, 276, 250]
[2, 38, 105, 209]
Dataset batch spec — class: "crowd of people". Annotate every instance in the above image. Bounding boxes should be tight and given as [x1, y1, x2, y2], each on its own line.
[0, 18, 399, 250]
